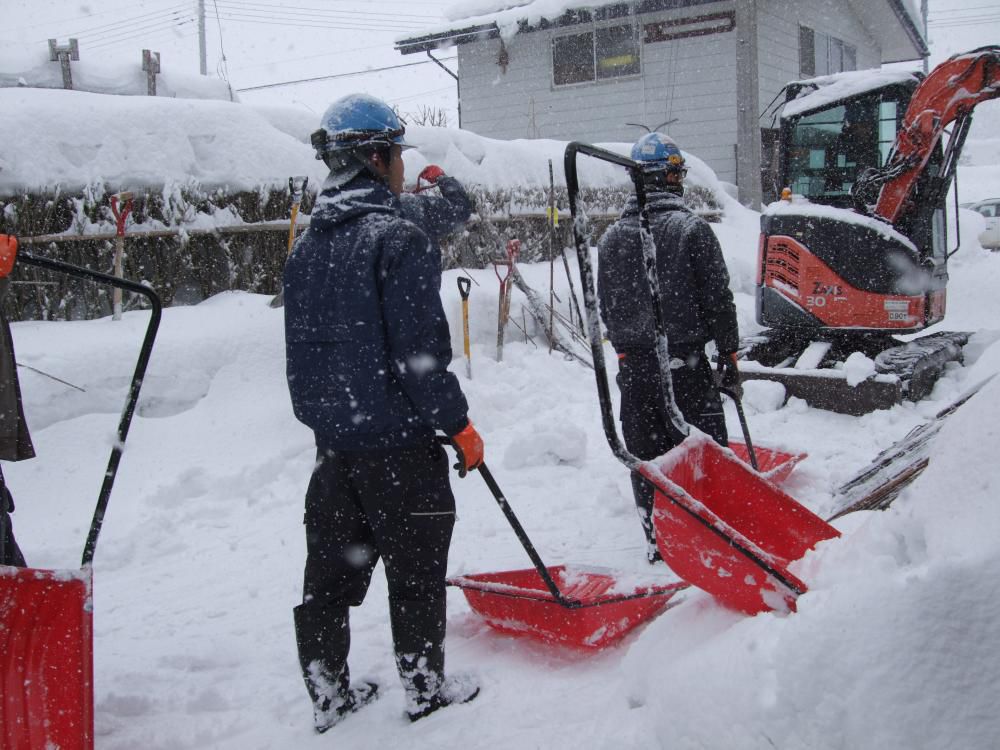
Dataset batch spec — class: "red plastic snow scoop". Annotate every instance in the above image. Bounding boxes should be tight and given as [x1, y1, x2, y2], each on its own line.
[564, 142, 839, 616]
[446, 460, 686, 650]
[649, 435, 838, 615]
[0, 249, 161, 750]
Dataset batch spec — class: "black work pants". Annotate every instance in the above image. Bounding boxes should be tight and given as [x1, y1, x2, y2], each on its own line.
[617, 348, 727, 553]
[0, 474, 25, 567]
[294, 437, 456, 709]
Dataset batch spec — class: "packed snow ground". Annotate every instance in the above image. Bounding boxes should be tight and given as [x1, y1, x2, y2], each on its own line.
[7, 190, 1000, 748]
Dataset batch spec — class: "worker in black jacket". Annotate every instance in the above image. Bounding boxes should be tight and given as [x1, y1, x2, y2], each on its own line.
[284, 94, 482, 732]
[597, 133, 740, 563]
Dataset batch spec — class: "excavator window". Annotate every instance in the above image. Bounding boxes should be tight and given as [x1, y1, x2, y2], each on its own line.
[781, 89, 909, 208]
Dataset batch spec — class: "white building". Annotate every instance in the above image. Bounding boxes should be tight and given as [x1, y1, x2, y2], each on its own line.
[397, 0, 927, 206]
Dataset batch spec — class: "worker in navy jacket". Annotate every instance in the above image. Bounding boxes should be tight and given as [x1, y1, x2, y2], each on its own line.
[0, 237, 34, 567]
[597, 134, 740, 563]
[283, 94, 482, 732]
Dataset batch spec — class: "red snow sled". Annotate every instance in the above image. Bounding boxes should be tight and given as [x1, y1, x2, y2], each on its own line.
[563, 143, 839, 616]
[0, 249, 161, 750]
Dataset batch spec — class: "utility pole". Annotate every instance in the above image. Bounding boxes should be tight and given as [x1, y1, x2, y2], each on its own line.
[142, 50, 160, 96]
[734, 0, 762, 209]
[198, 0, 207, 75]
[48, 38, 79, 90]
[921, 0, 929, 73]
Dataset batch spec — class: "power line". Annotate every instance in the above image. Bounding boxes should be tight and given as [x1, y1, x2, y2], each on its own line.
[89, 24, 199, 52]
[232, 41, 403, 72]
[81, 16, 196, 50]
[928, 14, 1000, 27]
[211, 5, 424, 30]
[212, 14, 422, 33]
[15, 0, 188, 33]
[32, 5, 191, 43]
[928, 3, 1000, 16]
[215, 0, 441, 23]
[235, 56, 456, 92]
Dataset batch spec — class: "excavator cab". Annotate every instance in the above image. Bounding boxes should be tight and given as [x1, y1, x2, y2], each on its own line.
[779, 78, 918, 209]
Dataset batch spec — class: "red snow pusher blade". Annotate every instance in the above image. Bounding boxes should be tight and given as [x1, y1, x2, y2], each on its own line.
[649, 436, 839, 615]
[727, 441, 806, 485]
[449, 565, 685, 650]
[1, 567, 94, 750]
[446, 461, 685, 650]
[0, 249, 161, 750]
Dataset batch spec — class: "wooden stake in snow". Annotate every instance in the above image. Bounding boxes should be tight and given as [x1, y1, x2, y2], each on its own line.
[110, 192, 133, 321]
[494, 240, 519, 362]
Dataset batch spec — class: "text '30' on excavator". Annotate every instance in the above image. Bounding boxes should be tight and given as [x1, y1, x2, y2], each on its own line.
[741, 46, 1000, 415]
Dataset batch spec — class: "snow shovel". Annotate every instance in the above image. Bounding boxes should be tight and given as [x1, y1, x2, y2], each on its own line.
[458, 276, 472, 378]
[269, 175, 309, 309]
[445, 455, 686, 650]
[0, 245, 161, 750]
[564, 142, 839, 616]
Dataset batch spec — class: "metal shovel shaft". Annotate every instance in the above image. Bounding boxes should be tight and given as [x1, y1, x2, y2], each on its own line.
[720, 386, 758, 470]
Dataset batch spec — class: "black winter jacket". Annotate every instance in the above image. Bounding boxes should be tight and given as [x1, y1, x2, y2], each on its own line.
[283, 175, 469, 450]
[597, 191, 739, 355]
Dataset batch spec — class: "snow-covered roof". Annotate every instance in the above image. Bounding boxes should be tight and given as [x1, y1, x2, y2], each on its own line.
[397, 0, 927, 62]
[779, 69, 921, 120]
[0, 86, 740, 207]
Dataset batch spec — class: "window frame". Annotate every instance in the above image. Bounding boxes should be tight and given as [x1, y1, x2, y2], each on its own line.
[551, 21, 642, 89]
[799, 25, 857, 78]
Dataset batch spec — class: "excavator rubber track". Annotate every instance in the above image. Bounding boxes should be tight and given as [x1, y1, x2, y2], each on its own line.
[737, 330, 970, 416]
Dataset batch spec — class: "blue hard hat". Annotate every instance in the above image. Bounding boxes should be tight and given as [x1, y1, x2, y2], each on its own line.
[311, 93, 411, 159]
[631, 133, 686, 172]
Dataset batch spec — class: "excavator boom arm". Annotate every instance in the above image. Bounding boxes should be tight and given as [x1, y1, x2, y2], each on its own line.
[874, 46, 1000, 224]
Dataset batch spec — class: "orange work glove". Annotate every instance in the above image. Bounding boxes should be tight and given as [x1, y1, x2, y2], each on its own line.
[418, 165, 445, 184]
[0, 235, 17, 278]
[450, 421, 484, 478]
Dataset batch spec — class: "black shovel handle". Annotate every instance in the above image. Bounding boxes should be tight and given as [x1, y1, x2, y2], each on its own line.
[718, 386, 758, 470]
[17, 251, 162, 567]
[474, 462, 582, 608]
[457, 276, 471, 300]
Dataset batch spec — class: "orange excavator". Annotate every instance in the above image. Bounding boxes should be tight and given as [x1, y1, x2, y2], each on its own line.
[744, 46, 1000, 414]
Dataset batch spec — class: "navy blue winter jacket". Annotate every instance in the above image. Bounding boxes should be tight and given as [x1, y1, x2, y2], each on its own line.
[597, 191, 739, 356]
[399, 176, 472, 262]
[283, 174, 469, 450]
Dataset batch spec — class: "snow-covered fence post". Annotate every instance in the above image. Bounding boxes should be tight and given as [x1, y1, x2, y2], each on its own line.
[109, 192, 133, 321]
[48, 38, 79, 90]
[142, 50, 160, 96]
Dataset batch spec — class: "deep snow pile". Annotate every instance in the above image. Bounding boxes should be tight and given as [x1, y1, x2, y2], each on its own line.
[0, 86, 735, 210]
[6, 191, 1000, 748]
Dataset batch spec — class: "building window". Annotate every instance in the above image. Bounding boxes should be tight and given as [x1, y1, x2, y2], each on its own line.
[799, 26, 856, 78]
[553, 24, 640, 86]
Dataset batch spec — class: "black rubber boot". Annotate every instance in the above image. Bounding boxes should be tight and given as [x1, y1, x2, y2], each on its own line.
[630, 474, 661, 563]
[390, 596, 479, 720]
[390, 597, 445, 707]
[294, 603, 379, 732]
